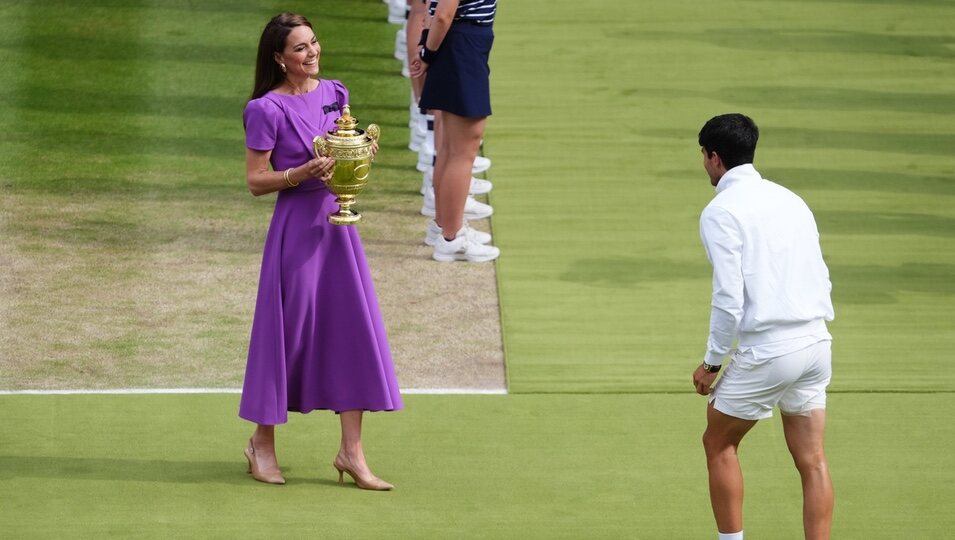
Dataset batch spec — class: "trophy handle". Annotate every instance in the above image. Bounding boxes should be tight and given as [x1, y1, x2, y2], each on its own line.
[366, 124, 380, 142]
[312, 135, 328, 157]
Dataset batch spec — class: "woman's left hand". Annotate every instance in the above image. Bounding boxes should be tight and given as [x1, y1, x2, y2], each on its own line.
[303, 156, 336, 184]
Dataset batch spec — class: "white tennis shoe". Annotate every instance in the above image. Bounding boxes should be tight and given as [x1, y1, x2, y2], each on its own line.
[394, 27, 406, 61]
[420, 187, 493, 220]
[424, 219, 491, 246]
[432, 228, 500, 263]
[472, 155, 491, 174]
[418, 149, 492, 175]
[387, 0, 406, 24]
[420, 171, 492, 196]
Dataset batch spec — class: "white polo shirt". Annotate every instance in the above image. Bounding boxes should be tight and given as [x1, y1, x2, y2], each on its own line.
[700, 164, 834, 365]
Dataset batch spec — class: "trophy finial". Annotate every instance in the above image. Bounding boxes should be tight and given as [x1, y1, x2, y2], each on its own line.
[335, 104, 358, 133]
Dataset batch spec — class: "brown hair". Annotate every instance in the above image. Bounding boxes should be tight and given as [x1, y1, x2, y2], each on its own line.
[250, 12, 313, 100]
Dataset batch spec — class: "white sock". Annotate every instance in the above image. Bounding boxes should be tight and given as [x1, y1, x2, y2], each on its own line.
[718, 532, 743, 540]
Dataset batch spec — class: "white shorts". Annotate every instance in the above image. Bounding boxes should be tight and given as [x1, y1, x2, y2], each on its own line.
[710, 340, 832, 421]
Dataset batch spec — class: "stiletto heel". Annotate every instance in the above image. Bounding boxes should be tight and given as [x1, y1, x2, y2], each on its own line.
[244, 438, 286, 485]
[332, 458, 393, 491]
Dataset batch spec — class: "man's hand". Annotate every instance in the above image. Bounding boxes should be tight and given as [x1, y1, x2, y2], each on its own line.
[693, 364, 719, 395]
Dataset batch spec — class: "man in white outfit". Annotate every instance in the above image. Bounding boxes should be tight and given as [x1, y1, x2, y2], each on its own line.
[692, 114, 835, 540]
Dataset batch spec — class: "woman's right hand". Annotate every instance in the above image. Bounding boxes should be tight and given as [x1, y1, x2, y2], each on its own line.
[410, 59, 428, 79]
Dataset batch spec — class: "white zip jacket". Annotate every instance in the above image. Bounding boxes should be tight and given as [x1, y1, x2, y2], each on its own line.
[700, 164, 834, 365]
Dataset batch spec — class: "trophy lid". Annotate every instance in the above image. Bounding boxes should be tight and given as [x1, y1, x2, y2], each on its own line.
[331, 105, 360, 137]
[315, 104, 378, 155]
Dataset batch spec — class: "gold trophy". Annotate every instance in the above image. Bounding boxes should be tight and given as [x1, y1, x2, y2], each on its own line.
[312, 105, 381, 225]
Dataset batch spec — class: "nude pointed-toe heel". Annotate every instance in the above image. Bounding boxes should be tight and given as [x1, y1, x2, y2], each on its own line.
[245, 439, 286, 485]
[333, 461, 393, 491]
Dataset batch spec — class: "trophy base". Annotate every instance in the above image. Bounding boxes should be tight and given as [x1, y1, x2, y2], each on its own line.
[328, 210, 361, 225]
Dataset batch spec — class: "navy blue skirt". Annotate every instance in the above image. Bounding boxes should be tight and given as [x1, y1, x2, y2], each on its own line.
[419, 22, 493, 118]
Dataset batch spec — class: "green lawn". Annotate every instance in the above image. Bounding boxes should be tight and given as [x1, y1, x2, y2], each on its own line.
[488, 0, 955, 393]
[2, 393, 953, 539]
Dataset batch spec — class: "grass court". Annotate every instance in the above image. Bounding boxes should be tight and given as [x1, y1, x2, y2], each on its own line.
[1, 0, 954, 538]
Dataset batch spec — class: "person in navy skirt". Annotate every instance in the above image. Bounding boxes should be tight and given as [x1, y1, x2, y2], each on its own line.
[410, 0, 500, 262]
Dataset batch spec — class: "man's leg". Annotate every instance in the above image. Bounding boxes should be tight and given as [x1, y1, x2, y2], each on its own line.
[702, 402, 758, 534]
[781, 409, 833, 540]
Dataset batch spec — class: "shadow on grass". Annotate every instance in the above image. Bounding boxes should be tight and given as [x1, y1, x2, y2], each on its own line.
[830, 263, 955, 304]
[653, 168, 955, 198]
[3, 86, 245, 120]
[0, 455, 250, 485]
[609, 28, 955, 59]
[624, 86, 955, 115]
[816, 211, 955, 238]
[642, 127, 955, 158]
[767, 168, 955, 197]
[559, 257, 709, 288]
[0, 455, 365, 488]
[556, 258, 955, 306]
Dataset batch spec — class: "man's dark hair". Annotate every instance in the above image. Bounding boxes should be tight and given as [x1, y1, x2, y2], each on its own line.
[698, 113, 759, 170]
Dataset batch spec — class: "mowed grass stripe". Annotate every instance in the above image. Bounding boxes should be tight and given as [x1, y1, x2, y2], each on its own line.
[487, 0, 955, 393]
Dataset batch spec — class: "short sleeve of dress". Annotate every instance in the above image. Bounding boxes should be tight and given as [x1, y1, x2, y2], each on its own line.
[329, 80, 350, 110]
[243, 98, 282, 152]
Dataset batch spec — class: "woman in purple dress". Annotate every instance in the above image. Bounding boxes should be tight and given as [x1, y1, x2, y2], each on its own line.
[239, 12, 402, 490]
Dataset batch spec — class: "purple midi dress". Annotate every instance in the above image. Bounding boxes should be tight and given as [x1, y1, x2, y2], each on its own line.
[239, 80, 402, 425]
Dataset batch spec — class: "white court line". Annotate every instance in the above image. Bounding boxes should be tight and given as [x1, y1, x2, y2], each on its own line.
[0, 388, 507, 396]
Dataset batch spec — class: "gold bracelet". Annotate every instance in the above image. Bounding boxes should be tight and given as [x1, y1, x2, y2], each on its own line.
[284, 168, 299, 187]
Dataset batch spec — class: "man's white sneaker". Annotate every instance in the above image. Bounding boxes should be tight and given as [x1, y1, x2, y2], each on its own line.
[472, 155, 491, 174]
[433, 229, 500, 263]
[424, 220, 491, 246]
[421, 187, 493, 220]
[420, 171, 493, 196]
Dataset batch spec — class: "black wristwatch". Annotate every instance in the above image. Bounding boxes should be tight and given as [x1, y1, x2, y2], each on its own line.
[419, 46, 439, 64]
[702, 362, 721, 373]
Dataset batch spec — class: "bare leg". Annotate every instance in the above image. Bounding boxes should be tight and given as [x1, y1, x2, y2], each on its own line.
[337, 410, 367, 473]
[433, 111, 445, 228]
[250, 424, 279, 470]
[436, 111, 486, 239]
[406, 0, 426, 100]
[244, 423, 284, 483]
[782, 409, 833, 540]
[702, 402, 758, 534]
[335, 410, 393, 490]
